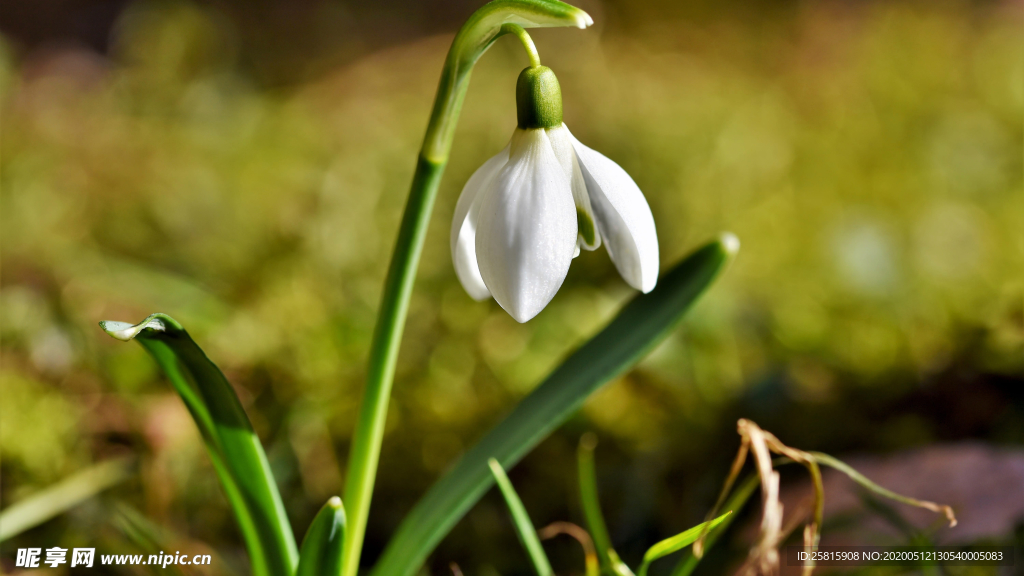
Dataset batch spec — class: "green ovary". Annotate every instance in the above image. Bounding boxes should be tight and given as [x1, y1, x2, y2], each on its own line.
[577, 208, 597, 246]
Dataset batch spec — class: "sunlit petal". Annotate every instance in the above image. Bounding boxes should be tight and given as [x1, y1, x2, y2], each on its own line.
[476, 129, 578, 322]
[568, 129, 660, 292]
[450, 146, 509, 300]
[548, 124, 600, 251]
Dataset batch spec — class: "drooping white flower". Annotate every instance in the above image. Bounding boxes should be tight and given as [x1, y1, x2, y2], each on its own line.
[451, 65, 659, 322]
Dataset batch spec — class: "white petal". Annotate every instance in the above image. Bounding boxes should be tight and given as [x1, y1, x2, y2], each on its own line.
[476, 129, 578, 322]
[548, 124, 600, 251]
[450, 145, 508, 300]
[568, 130, 660, 293]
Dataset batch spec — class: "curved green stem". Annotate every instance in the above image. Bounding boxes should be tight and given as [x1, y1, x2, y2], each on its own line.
[503, 24, 542, 68]
[340, 3, 591, 576]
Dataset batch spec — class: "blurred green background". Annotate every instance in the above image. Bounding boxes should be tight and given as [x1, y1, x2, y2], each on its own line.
[1, 0, 1022, 574]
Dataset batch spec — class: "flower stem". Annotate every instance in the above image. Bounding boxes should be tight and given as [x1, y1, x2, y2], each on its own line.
[340, 155, 443, 576]
[503, 24, 542, 67]
[340, 4, 591, 576]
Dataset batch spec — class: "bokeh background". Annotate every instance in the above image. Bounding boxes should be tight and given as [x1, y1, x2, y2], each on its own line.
[1, 0, 1022, 574]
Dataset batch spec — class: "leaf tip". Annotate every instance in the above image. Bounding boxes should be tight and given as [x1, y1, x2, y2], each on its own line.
[573, 8, 593, 28]
[719, 232, 740, 257]
[99, 313, 180, 341]
[942, 506, 957, 527]
[99, 320, 140, 341]
[580, 432, 598, 451]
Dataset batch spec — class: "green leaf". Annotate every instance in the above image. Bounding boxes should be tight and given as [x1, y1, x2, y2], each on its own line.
[488, 459, 554, 576]
[371, 235, 739, 576]
[670, 474, 759, 576]
[637, 512, 732, 576]
[0, 458, 133, 541]
[99, 314, 298, 576]
[297, 497, 347, 576]
[577, 434, 634, 576]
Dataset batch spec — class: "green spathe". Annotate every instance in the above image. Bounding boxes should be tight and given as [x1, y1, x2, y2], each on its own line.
[517, 66, 563, 129]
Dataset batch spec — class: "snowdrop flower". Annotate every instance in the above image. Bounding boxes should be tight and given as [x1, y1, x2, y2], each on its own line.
[451, 65, 659, 322]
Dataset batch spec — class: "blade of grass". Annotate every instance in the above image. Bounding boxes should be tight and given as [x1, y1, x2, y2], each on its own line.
[112, 504, 189, 576]
[670, 474, 759, 576]
[296, 497, 347, 576]
[99, 314, 298, 576]
[858, 492, 920, 540]
[489, 459, 553, 576]
[0, 457, 133, 541]
[114, 504, 166, 552]
[112, 502, 241, 576]
[538, 522, 600, 576]
[637, 512, 732, 576]
[577, 434, 634, 576]
[808, 452, 956, 527]
[372, 235, 739, 576]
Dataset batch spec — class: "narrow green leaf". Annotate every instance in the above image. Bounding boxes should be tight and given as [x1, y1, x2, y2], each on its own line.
[371, 235, 739, 576]
[297, 497, 347, 576]
[637, 512, 732, 576]
[488, 459, 553, 576]
[0, 458, 133, 541]
[577, 434, 634, 576]
[99, 314, 298, 576]
[670, 474, 759, 576]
